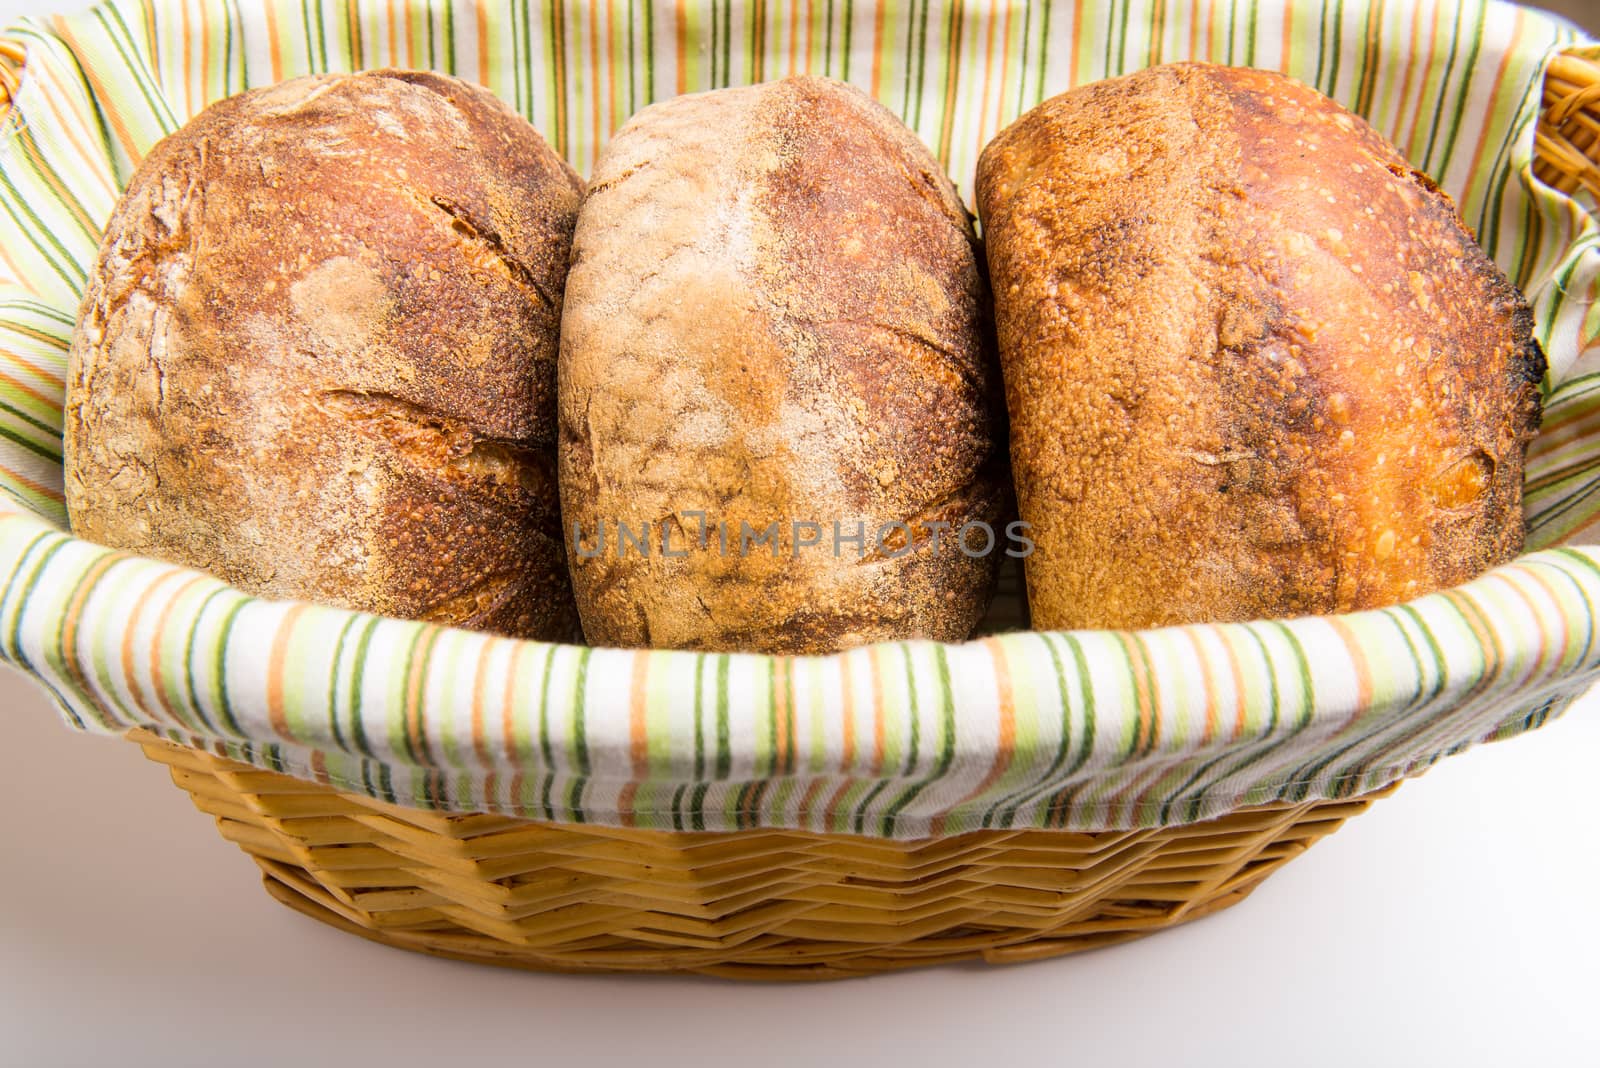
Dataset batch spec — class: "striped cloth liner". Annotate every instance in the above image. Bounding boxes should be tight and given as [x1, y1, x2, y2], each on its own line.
[0, 0, 1596, 835]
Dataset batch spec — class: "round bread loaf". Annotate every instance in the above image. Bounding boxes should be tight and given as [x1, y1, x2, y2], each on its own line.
[559, 76, 1007, 653]
[975, 63, 1544, 630]
[65, 71, 584, 640]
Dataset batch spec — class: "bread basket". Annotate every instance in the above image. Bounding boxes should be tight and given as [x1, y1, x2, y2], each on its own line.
[3, 0, 1599, 980]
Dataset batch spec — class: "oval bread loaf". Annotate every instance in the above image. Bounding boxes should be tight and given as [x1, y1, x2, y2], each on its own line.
[559, 76, 1007, 654]
[976, 63, 1544, 630]
[65, 71, 584, 639]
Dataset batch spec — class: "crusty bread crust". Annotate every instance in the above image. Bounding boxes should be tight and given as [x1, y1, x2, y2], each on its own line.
[65, 71, 584, 639]
[977, 63, 1543, 630]
[560, 76, 1007, 653]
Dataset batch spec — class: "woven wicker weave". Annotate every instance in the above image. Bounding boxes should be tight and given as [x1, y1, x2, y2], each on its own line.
[1536, 51, 1600, 199]
[114, 52, 1600, 981]
[137, 732, 1393, 979]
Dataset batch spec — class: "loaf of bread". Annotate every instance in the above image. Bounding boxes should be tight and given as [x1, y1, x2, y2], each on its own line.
[976, 63, 1543, 630]
[65, 71, 584, 640]
[559, 76, 1007, 653]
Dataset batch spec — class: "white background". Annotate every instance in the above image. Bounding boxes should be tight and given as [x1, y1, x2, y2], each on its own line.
[3, 0, 1599, 1064]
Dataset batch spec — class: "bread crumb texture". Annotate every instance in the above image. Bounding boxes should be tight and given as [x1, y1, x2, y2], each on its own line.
[65, 70, 585, 639]
[560, 76, 1008, 653]
[976, 63, 1543, 630]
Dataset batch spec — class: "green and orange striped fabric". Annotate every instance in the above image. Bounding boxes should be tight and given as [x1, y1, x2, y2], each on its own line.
[0, 0, 1597, 834]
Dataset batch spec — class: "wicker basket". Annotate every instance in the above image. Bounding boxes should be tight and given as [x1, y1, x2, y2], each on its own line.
[118, 49, 1600, 983]
[135, 729, 1394, 979]
[3, 4, 1599, 982]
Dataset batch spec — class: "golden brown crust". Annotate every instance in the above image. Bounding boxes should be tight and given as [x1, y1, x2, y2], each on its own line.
[976, 63, 1543, 630]
[64, 71, 584, 640]
[560, 76, 1006, 653]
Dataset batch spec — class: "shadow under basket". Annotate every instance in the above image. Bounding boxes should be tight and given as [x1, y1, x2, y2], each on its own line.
[136, 730, 1393, 980]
